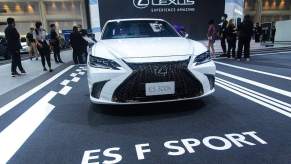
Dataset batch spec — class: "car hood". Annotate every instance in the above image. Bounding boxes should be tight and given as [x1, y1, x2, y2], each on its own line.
[99, 37, 194, 59]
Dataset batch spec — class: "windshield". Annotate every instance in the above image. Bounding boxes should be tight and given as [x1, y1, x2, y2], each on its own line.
[102, 20, 180, 40]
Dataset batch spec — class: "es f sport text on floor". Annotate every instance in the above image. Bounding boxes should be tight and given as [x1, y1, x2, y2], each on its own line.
[81, 131, 267, 164]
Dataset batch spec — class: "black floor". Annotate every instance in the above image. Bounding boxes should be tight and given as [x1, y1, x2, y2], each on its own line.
[1, 52, 291, 164]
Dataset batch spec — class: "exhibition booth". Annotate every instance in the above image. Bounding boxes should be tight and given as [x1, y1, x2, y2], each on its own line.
[89, 0, 244, 40]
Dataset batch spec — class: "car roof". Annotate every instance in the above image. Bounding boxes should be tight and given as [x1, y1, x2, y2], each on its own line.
[106, 18, 165, 23]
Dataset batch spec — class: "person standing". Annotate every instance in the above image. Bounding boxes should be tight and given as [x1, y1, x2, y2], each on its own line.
[34, 21, 53, 72]
[226, 19, 237, 59]
[237, 15, 254, 62]
[80, 29, 89, 63]
[50, 24, 63, 63]
[26, 27, 39, 60]
[70, 26, 84, 64]
[4, 17, 26, 77]
[271, 25, 276, 43]
[207, 20, 217, 57]
[254, 23, 262, 43]
[219, 14, 228, 56]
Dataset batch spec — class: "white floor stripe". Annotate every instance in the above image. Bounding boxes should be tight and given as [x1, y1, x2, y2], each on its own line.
[58, 86, 72, 95]
[250, 51, 291, 57]
[217, 78, 291, 108]
[78, 72, 85, 75]
[217, 70, 291, 98]
[215, 61, 291, 81]
[71, 77, 80, 82]
[70, 73, 77, 77]
[0, 91, 57, 164]
[215, 51, 291, 60]
[216, 79, 291, 114]
[60, 80, 70, 86]
[76, 69, 82, 72]
[216, 82, 291, 118]
[0, 65, 74, 118]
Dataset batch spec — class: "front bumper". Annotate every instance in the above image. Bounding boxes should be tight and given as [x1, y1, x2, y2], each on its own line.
[88, 58, 216, 104]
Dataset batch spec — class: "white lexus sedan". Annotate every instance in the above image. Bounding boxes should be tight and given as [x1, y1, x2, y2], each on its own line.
[88, 18, 216, 104]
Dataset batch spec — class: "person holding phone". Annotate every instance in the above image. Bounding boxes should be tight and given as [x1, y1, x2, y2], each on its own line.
[34, 21, 53, 72]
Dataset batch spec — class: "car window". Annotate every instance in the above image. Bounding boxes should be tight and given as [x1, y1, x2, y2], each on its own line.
[102, 20, 180, 40]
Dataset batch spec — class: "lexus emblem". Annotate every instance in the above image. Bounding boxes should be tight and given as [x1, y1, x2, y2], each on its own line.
[133, 0, 149, 9]
[153, 66, 169, 77]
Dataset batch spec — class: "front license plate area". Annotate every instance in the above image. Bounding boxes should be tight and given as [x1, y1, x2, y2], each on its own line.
[145, 82, 175, 96]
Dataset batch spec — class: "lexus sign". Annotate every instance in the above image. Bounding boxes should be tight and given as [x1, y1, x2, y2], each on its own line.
[97, 0, 225, 39]
[133, 0, 195, 9]
[133, 0, 149, 9]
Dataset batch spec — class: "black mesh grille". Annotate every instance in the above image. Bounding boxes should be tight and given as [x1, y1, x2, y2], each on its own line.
[112, 60, 204, 103]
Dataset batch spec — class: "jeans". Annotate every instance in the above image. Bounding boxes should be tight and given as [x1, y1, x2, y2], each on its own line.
[53, 46, 62, 62]
[10, 50, 25, 74]
[73, 48, 84, 64]
[237, 37, 251, 59]
[37, 42, 51, 69]
[220, 37, 227, 54]
[227, 38, 237, 58]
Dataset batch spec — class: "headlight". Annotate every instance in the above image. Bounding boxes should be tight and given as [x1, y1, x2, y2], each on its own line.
[194, 52, 211, 65]
[89, 55, 121, 70]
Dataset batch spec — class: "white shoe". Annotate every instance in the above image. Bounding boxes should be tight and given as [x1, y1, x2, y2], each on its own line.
[237, 59, 241, 61]
[246, 58, 250, 62]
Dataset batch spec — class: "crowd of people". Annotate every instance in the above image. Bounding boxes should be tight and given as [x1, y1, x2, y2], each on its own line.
[4, 15, 275, 77]
[207, 14, 256, 62]
[4, 17, 89, 77]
